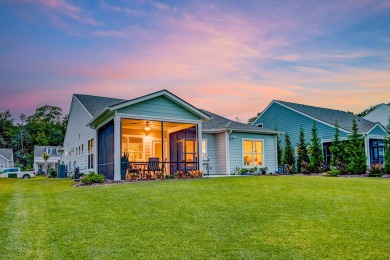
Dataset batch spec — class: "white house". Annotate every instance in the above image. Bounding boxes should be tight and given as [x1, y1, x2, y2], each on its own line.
[34, 146, 62, 174]
[0, 148, 14, 170]
[61, 90, 279, 180]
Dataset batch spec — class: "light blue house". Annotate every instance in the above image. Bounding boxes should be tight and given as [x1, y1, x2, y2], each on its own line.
[252, 100, 387, 167]
[62, 90, 278, 179]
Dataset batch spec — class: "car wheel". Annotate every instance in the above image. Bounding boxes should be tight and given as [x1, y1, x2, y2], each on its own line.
[23, 174, 30, 179]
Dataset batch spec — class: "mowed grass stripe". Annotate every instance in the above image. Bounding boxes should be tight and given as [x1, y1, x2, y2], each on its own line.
[0, 176, 389, 259]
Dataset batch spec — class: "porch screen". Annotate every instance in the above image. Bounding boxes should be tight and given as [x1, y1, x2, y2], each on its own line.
[98, 120, 114, 179]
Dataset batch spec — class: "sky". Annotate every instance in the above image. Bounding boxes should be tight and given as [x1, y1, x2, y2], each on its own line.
[0, 0, 389, 122]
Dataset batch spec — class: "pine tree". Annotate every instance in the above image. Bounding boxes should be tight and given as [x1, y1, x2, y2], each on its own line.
[309, 122, 323, 173]
[275, 127, 282, 166]
[329, 123, 348, 173]
[282, 132, 295, 173]
[297, 127, 310, 173]
[346, 119, 367, 174]
[384, 118, 390, 174]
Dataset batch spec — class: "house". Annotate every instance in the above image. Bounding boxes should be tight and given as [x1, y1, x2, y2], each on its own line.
[34, 146, 62, 174]
[61, 90, 278, 180]
[363, 103, 390, 128]
[0, 148, 14, 170]
[252, 100, 387, 167]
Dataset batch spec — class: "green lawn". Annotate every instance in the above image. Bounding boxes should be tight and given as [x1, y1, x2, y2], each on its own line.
[1, 176, 389, 259]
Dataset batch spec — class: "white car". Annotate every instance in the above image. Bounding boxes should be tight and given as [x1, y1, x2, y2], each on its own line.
[0, 168, 36, 179]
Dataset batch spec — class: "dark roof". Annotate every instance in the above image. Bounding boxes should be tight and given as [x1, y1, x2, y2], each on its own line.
[74, 94, 125, 117]
[275, 100, 376, 133]
[34, 146, 61, 157]
[201, 110, 277, 134]
[0, 148, 13, 160]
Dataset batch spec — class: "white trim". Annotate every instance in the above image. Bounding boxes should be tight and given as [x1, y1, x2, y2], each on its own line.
[366, 123, 387, 135]
[255, 100, 351, 134]
[225, 131, 230, 174]
[242, 138, 265, 168]
[116, 113, 203, 124]
[201, 139, 208, 158]
[197, 122, 203, 172]
[114, 116, 121, 180]
[365, 136, 370, 167]
[109, 90, 211, 120]
[274, 135, 278, 170]
[0, 153, 9, 162]
[321, 137, 349, 143]
[95, 115, 115, 130]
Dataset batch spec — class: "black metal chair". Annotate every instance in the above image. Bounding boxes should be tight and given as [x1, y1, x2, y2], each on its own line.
[146, 157, 161, 177]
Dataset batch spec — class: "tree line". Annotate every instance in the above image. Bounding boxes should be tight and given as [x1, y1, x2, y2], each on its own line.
[279, 119, 390, 175]
[0, 105, 68, 170]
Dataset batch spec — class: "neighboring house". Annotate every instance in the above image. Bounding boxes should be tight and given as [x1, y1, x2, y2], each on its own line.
[0, 148, 14, 170]
[61, 90, 278, 180]
[363, 103, 390, 128]
[253, 100, 387, 167]
[34, 146, 62, 174]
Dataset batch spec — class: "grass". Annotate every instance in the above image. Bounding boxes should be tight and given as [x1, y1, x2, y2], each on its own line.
[1, 176, 390, 259]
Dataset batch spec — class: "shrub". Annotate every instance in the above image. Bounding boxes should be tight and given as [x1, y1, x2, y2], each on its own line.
[368, 163, 384, 177]
[327, 167, 340, 177]
[80, 172, 105, 185]
[174, 171, 185, 178]
[47, 168, 57, 178]
[188, 170, 204, 178]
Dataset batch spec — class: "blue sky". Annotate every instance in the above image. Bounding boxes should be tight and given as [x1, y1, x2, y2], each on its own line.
[0, 0, 389, 121]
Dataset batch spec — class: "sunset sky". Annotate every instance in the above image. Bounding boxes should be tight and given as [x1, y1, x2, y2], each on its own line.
[1, 0, 389, 122]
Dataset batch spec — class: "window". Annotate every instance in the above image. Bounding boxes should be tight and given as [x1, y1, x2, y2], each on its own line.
[46, 146, 52, 155]
[88, 138, 94, 169]
[81, 144, 84, 154]
[122, 136, 144, 161]
[201, 140, 207, 158]
[243, 139, 263, 167]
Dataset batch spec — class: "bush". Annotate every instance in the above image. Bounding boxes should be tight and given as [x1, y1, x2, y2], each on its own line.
[80, 172, 105, 185]
[327, 167, 340, 177]
[368, 163, 384, 177]
[47, 168, 57, 178]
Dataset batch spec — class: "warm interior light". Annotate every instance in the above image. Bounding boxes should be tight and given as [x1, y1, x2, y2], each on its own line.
[144, 121, 151, 131]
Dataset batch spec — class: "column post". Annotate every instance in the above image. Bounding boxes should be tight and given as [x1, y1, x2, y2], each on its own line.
[197, 122, 203, 172]
[114, 116, 121, 180]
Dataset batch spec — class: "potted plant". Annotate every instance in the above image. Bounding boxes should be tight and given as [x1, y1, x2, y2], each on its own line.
[259, 167, 268, 175]
[240, 168, 248, 175]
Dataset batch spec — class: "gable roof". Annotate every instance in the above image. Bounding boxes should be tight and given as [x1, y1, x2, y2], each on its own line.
[0, 148, 13, 161]
[86, 89, 211, 127]
[258, 100, 377, 133]
[363, 103, 390, 128]
[202, 110, 278, 134]
[34, 146, 62, 157]
[74, 94, 125, 118]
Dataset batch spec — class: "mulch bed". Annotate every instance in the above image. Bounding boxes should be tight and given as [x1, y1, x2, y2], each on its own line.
[73, 177, 203, 187]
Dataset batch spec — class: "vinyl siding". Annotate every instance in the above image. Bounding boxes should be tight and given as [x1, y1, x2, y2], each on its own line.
[229, 132, 277, 173]
[254, 102, 349, 149]
[213, 132, 227, 175]
[117, 96, 202, 121]
[368, 125, 386, 137]
[61, 96, 96, 173]
[202, 133, 217, 175]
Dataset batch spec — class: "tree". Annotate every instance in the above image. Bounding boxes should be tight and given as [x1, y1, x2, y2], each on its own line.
[346, 119, 367, 174]
[248, 112, 262, 124]
[282, 132, 295, 173]
[297, 127, 310, 173]
[0, 110, 14, 147]
[275, 127, 282, 166]
[329, 123, 348, 173]
[383, 118, 390, 174]
[309, 122, 323, 173]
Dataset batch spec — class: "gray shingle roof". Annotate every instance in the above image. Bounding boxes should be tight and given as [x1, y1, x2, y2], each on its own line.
[0, 148, 13, 160]
[201, 110, 278, 134]
[276, 100, 376, 133]
[363, 103, 390, 128]
[74, 94, 125, 117]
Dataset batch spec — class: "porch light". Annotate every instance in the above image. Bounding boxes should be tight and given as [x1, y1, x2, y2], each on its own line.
[144, 121, 151, 131]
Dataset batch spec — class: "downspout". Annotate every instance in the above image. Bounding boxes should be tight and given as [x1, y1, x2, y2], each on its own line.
[225, 130, 231, 175]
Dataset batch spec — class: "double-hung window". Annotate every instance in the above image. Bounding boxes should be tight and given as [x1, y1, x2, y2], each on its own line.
[88, 139, 94, 169]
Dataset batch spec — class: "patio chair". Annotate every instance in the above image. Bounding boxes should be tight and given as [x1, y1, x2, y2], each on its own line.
[146, 157, 161, 177]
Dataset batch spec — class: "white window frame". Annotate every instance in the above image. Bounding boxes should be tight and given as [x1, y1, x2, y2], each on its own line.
[201, 139, 208, 158]
[122, 135, 145, 162]
[46, 146, 52, 155]
[242, 138, 264, 168]
[87, 138, 94, 169]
